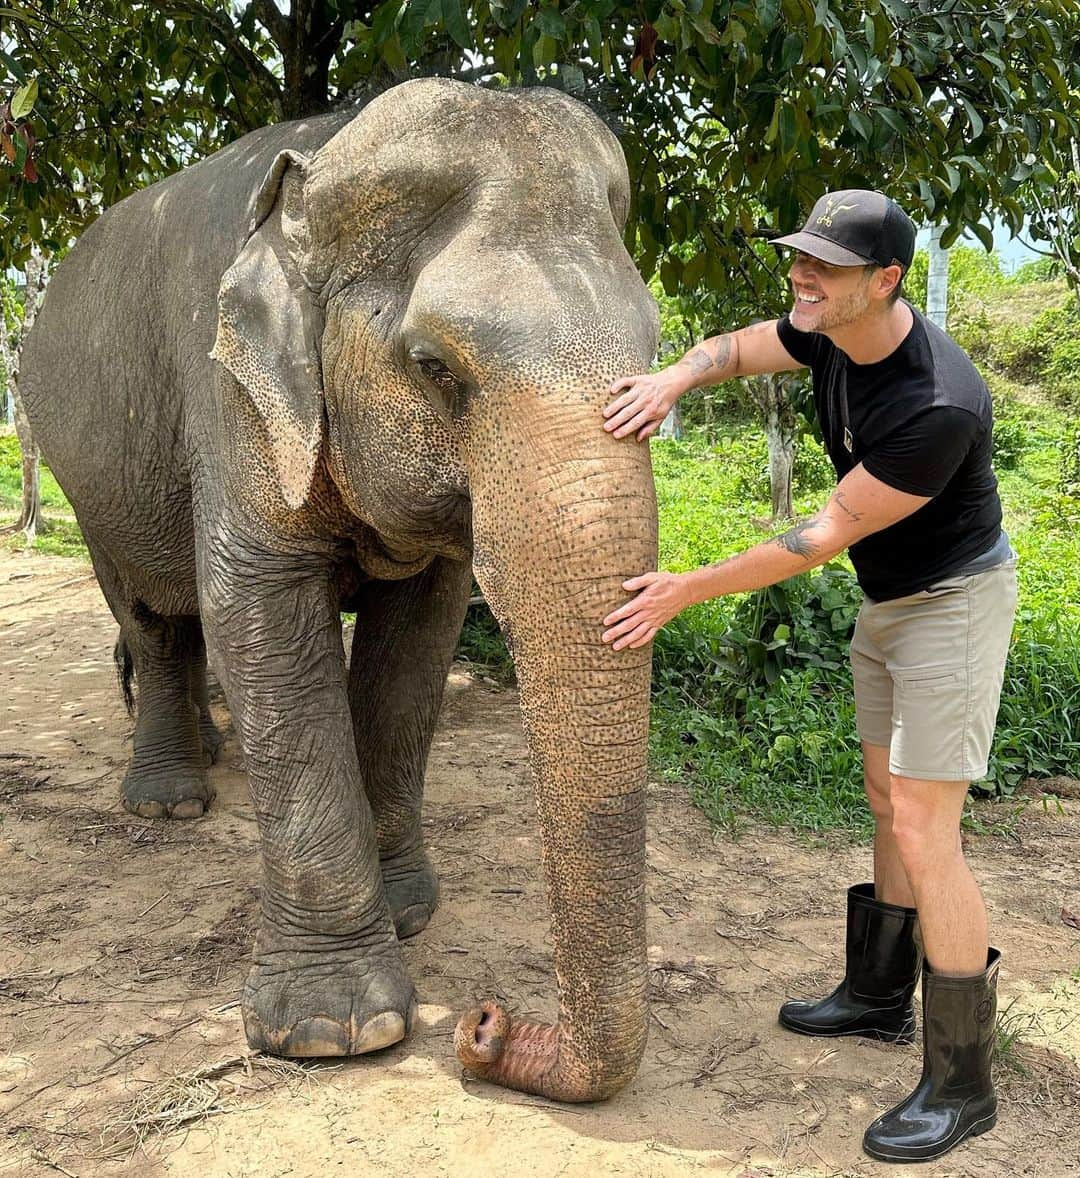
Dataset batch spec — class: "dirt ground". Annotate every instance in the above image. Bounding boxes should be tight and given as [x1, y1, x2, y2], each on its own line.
[1, 547, 1078, 1178]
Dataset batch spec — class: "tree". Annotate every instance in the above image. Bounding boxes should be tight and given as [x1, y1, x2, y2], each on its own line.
[1, 243, 48, 543]
[745, 370, 802, 522]
[2, 2, 1077, 531]
[1023, 136, 1080, 307]
[2, 0, 1077, 283]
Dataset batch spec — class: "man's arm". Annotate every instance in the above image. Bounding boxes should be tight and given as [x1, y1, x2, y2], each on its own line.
[673, 319, 805, 389]
[601, 464, 932, 650]
[603, 319, 803, 441]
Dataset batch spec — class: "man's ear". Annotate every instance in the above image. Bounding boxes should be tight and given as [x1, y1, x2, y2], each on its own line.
[210, 150, 324, 510]
[878, 263, 904, 301]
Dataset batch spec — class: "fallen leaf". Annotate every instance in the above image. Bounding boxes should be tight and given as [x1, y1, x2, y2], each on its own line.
[1062, 907, 1080, 931]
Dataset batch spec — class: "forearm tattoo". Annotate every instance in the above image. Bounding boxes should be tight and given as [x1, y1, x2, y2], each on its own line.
[772, 517, 825, 559]
[832, 490, 864, 522]
[676, 334, 733, 380]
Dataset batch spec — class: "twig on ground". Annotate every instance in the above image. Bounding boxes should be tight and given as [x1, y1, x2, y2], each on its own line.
[137, 893, 169, 918]
[29, 1149, 79, 1178]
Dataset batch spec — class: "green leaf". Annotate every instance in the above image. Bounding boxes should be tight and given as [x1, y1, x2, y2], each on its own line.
[779, 103, 797, 153]
[941, 161, 961, 193]
[959, 96, 984, 140]
[779, 31, 802, 71]
[757, 0, 782, 32]
[441, 0, 472, 49]
[970, 222, 994, 252]
[939, 222, 963, 249]
[10, 77, 38, 120]
[535, 8, 566, 40]
[848, 109, 872, 142]
[380, 32, 408, 71]
[878, 107, 906, 137]
[690, 16, 724, 46]
[0, 48, 26, 83]
[683, 250, 707, 289]
[372, 0, 404, 40]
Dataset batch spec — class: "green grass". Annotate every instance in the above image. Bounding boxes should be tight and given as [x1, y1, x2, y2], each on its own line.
[0, 432, 88, 559]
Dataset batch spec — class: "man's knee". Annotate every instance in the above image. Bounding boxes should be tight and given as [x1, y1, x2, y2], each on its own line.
[888, 778, 965, 872]
[862, 743, 893, 824]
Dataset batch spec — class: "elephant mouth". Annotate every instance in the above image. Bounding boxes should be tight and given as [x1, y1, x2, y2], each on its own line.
[353, 494, 472, 577]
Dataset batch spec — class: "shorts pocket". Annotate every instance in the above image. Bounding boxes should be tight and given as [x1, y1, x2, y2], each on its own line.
[895, 668, 965, 694]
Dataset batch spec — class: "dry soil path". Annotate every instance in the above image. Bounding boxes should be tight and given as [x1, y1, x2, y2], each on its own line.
[1, 549, 1078, 1177]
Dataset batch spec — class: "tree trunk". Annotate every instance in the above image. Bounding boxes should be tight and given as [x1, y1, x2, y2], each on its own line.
[927, 225, 949, 330]
[257, 0, 346, 118]
[747, 372, 800, 524]
[764, 406, 796, 522]
[659, 400, 682, 439]
[1, 246, 48, 544]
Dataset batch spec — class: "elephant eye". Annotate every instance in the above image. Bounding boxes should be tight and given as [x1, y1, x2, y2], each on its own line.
[415, 355, 467, 417]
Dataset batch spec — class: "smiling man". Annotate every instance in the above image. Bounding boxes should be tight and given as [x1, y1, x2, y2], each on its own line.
[601, 190, 1017, 1164]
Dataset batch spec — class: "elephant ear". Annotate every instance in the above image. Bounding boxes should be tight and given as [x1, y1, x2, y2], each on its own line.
[210, 149, 323, 510]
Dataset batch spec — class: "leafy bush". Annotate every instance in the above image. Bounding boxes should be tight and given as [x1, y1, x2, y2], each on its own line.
[455, 593, 515, 683]
[1061, 422, 1080, 498]
[905, 245, 1007, 317]
[0, 432, 71, 511]
[983, 301, 1080, 407]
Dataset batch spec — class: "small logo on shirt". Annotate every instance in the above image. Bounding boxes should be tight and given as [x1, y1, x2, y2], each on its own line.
[816, 197, 859, 228]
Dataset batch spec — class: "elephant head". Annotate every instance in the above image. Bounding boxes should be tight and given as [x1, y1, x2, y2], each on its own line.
[211, 78, 660, 1101]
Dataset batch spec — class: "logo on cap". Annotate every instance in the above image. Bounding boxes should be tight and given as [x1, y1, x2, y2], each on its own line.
[815, 196, 859, 229]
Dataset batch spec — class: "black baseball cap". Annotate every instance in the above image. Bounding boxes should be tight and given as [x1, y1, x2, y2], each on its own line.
[772, 190, 916, 270]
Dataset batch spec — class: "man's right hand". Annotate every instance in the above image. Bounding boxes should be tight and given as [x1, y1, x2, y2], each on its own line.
[603, 370, 687, 442]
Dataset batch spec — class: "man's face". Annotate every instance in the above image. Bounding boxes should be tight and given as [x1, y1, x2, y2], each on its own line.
[787, 252, 876, 333]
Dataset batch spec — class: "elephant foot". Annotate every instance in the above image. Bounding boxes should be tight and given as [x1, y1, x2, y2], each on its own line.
[381, 850, 440, 940]
[198, 714, 227, 765]
[121, 766, 215, 819]
[243, 949, 417, 1057]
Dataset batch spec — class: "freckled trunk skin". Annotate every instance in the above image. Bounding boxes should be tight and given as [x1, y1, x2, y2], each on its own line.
[456, 411, 657, 1101]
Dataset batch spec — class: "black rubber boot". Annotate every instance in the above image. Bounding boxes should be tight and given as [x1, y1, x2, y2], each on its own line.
[862, 948, 1000, 1163]
[779, 883, 921, 1043]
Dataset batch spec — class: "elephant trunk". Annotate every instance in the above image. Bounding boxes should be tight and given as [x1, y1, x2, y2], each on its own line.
[455, 415, 657, 1101]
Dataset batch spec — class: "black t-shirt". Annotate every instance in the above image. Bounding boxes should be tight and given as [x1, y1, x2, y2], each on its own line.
[776, 305, 1002, 601]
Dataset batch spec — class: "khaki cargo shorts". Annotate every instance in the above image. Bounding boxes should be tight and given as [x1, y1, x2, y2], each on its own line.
[850, 558, 1018, 782]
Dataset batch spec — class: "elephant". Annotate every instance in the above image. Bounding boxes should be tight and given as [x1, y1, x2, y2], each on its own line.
[19, 77, 660, 1102]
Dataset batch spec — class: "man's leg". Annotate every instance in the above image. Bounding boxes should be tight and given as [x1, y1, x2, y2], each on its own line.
[777, 740, 922, 1042]
[863, 772, 999, 1161]
[889, 774, 988, 975]
[862, 742, 916, 909]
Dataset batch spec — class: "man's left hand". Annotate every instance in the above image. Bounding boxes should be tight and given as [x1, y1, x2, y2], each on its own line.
[601, 571, 691, 650]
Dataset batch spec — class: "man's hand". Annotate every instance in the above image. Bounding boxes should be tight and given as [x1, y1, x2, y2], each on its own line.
[601, 571, 691, 650]
[603, 370, 686, 441]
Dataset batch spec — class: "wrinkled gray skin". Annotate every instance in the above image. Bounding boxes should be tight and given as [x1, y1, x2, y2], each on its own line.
[20, 79, 659, 1101]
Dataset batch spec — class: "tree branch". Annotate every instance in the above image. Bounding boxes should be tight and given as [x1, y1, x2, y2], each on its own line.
[251, 0, 291, 55]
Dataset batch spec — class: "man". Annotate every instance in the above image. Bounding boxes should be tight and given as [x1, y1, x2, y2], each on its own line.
[601, 190, 1016, 1164]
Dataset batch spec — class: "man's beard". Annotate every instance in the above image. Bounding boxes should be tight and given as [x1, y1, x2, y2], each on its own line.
[791, 280, 873, 333]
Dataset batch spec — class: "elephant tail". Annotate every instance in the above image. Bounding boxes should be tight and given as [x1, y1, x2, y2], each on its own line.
[114, 633, 135, 715]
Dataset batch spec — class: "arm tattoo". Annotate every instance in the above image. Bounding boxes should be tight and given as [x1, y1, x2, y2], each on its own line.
[677, 334, 733, 380]
[771, 517, 824, 559]
[833, 490, 864, 522]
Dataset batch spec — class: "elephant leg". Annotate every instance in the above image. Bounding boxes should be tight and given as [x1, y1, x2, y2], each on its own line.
[347, 556, 473, 939]
[119, 609, 216, 820]
[188, 624, 227, 765]
[199, 538, 414, 1057]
